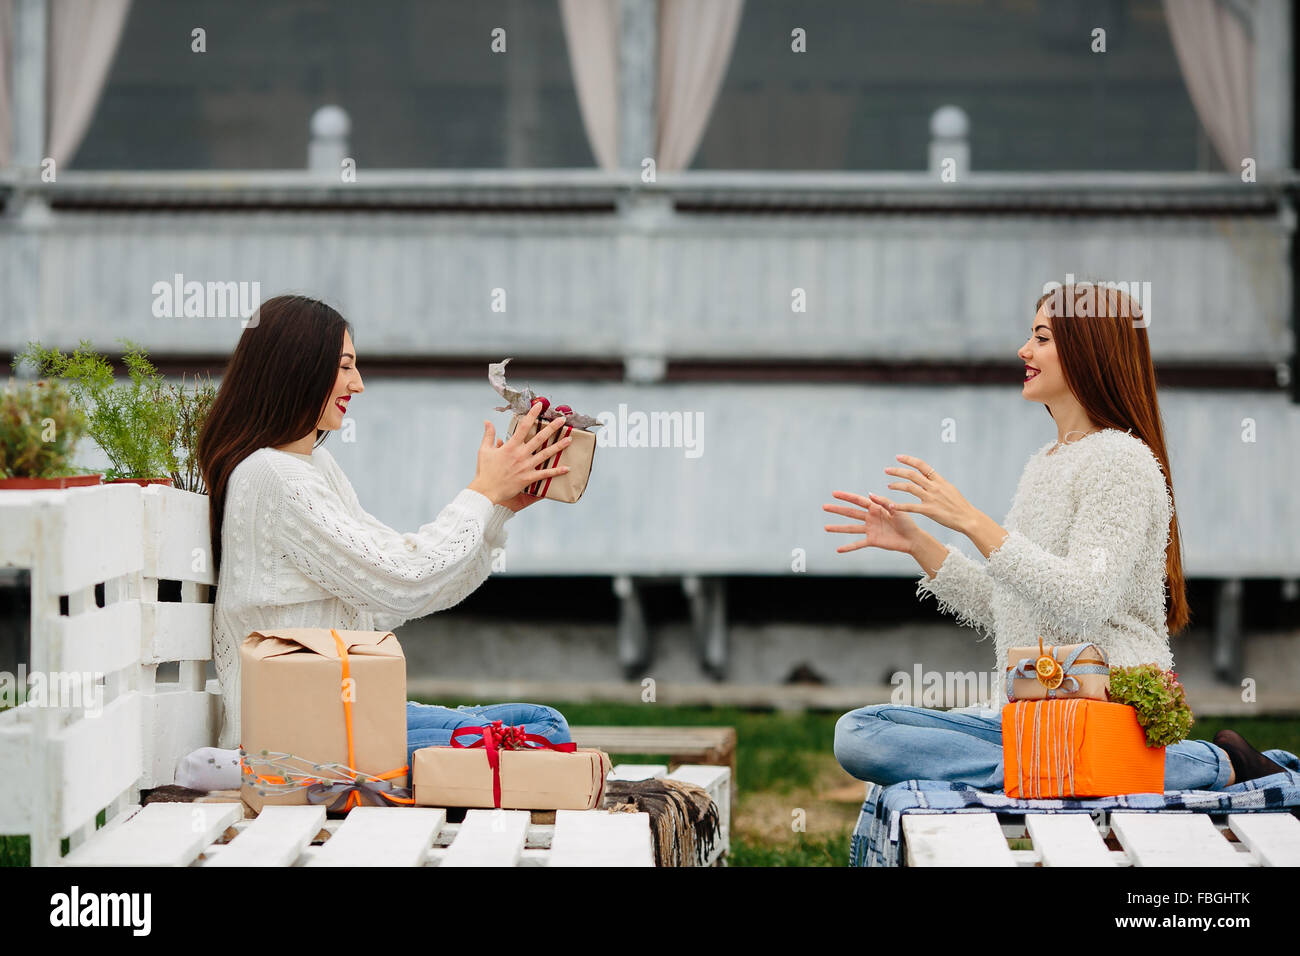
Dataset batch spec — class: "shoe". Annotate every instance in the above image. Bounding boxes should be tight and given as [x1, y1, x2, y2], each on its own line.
[1213, 729, 1285, 784]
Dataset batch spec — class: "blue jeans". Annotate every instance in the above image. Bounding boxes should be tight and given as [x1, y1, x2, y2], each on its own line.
[833, 703, 1234, 792]
[405, 701, 571, 771]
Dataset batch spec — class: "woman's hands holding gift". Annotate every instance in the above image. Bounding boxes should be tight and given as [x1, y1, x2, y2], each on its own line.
[469, 399, 571, 510]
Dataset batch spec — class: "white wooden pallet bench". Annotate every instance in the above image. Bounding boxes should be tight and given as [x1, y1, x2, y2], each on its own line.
[901, 809, 1300, 866]
[0, 483, 730, 867]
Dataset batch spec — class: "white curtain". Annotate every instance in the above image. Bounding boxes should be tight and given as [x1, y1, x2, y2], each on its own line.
[0, 0, 132, 167]
[656, 0, 742, 171]
[559, 0, 619, 169]
[1162, 0, 1253, 170]
[559, 0, 744, 171]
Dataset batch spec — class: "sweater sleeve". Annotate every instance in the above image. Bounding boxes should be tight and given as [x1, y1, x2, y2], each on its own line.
[275, 470, 505, 623]
[982, 441, 1161, 635]
[915, 544, 998, 642]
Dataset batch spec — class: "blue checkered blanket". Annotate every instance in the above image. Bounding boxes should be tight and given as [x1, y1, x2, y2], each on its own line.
[849, 749, 1300, 867]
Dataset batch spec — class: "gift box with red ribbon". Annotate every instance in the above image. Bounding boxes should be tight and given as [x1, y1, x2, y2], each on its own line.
[412, 721, 612, 810]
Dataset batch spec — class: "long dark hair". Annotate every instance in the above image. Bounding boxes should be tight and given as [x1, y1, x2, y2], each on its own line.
[1034, 283, 1189, 636]
[197, 294, 352, 574]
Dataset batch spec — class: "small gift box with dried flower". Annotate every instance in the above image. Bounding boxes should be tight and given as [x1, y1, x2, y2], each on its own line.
[412, 720, 613, 810]
[239, 627, 413, 814]
[1005, 636, 1111, 702]
[1002, 698, 1165, 798]
[489, 358, 601, 503]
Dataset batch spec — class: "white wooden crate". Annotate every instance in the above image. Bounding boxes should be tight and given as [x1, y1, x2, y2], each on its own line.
[1, 484, 731, 867]
[902, 809, 1300, 866]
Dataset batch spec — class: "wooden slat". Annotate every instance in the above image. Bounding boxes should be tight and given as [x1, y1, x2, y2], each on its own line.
[202, 806, 327, 867]
[1226, 813, 1300, 867]
[43, 486, 144, 594]
[141, 687, 220, 788]
[54, 693, 144, 835]
[548, 809, 654, 866]
[306, 807, 445, 867]
[141, 485, 216, 584]
[1110, 812, 1249, 867]
[902, 813, 1016, 866]
[141, 601, 215, 663]
[608, 764, 667, 781]
[62, 801, 242, 866]
[0, 708, 36, 831]
[50, 600, 141, 676]
[571, 726, 734, 749]
[1025, 813, 1117, 867]
[440, 809, 530, 867]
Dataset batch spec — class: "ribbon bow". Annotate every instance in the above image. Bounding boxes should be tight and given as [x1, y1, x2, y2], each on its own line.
[1006, 636, 1110, 700]
[450, 720, 577, 808]
[305, 774, 413, 813]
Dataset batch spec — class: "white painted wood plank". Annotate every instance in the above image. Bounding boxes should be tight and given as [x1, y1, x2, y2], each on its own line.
[0, 708, 35, 831]
[54, 693, 144, 835]
[50, 600, 141, 676]
[202, 806, 327, 867]
[1025, 813, 1117, 867]
[45, 486, 145, 593]
[902, 814, 1016, 866]
[306, 807, 445, 867]
[141, 687, 219, 788]
[141, 601, 215, 663]
[548, 809, 654, 866]
[1226, 813, 1300, 867]
[440, 809, 529, 867]
[1110, 813, 1249, 867]
[608, 764, 666, 781]
[141, 485, 217, 584]
[62, 801, 242, 866]
[664, 764, 731, 863]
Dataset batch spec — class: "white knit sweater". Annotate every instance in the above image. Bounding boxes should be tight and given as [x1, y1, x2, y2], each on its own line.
[211, 444, 514, 749]
[915, 428, 1176, 705]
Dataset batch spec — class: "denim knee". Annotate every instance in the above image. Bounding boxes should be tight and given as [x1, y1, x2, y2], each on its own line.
[834, 706, 898, 783]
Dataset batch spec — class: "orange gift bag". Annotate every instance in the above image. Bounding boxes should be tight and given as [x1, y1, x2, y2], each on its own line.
[1002, 698, 1165, 798]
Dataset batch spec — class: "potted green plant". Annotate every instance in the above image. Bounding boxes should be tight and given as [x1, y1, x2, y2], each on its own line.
[14, 340, 178, 486]
[161, 372, 217, 494]
[0, 377, 100, 489]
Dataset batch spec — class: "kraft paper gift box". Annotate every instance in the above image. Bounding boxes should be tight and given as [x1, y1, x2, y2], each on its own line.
[412, 728, 613, 810]
[505, 414, 595, 503]
[1005, 637, 1111, 702]
[239, 627, 410, 814]
[489, 357, 600, 503]
[1002, 698, 1165, 798]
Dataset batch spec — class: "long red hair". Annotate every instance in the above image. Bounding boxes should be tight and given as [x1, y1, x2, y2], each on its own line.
[1034, 282, 1189, 636]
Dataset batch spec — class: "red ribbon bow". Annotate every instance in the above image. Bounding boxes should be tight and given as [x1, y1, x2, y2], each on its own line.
[449, 720, 577, 808]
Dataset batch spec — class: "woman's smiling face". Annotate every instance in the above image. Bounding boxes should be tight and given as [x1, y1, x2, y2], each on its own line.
[1019, 305, 1064, 403]
[316, 330, 363, 430]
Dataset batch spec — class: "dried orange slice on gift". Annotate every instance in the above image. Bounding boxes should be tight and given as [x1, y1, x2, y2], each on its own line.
[1034, 638, 1065, 689]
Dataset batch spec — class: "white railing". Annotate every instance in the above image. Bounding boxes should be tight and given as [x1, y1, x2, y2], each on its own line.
[0, 484, 218, 866]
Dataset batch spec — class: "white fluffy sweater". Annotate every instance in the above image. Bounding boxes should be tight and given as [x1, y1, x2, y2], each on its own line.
[211, 444, 514, 749]
[915, 428, 1176, 704]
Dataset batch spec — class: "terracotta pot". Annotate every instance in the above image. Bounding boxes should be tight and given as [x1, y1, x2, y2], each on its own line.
[0, 473, 103, 490]
[106, 477, 175, 487]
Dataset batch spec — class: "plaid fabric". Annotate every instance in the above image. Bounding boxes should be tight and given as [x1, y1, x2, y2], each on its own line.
[850, 749, 1300, 867]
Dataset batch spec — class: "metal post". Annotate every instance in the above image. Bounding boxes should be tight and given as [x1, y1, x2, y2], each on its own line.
[1252, 0, 1292, 175]
[1212, 578, 1244, 682]
[617, 0, 656, 170]
[614, 574, 651, 677]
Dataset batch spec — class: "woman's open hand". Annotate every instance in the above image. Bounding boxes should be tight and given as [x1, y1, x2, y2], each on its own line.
[877, 454, 979, 534]
[823, 490, 922, 554]
[468, 400, 572, 506]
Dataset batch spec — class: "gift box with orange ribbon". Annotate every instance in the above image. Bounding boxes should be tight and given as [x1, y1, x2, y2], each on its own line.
[412, 721, 612, 810]
[239, 627, 413, 814]
[1002, 698, 1165, 798]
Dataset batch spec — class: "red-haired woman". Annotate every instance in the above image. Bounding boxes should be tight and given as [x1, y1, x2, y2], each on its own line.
[826, 283, 1292, 791]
